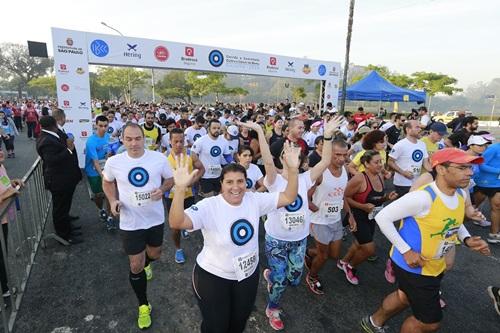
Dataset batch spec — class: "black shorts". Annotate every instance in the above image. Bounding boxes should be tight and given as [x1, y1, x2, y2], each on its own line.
[394, 185, 411, 198]
[200, 178, 221, 194]
[394, 263, 443, 324]
[351, 209, 376, 245]
[121, 223, 164, 255]
[475, 186, 500, 198]
[166, 196, 195, 212]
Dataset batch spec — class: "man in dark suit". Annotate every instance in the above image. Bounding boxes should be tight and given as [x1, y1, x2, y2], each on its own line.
[52, 108, 81, 226]
[36, 116, 83, 244]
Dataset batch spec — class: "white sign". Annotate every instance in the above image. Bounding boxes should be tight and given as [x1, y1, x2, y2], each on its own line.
[52, 27, 342, 167]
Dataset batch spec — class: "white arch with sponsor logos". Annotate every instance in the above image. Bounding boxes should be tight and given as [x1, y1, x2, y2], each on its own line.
[51, 27, 340, 166]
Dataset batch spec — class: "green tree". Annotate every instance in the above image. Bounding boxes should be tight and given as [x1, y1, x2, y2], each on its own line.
[411, 71, 463, 107]
[156, 71, 193, 103]
[96, 67, 150, 103]
[292, 87, 307, 101]
[28, 75, 56, 97]
[0, 43, 53, 98]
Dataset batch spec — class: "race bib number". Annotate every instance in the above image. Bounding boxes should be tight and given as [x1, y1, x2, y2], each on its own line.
[233, 250, 258, 282]
[207, 165, 222, 177]
[131, 190, 152, 207]
[145, 137, 154, 146]
[368, 206, 383, 220]
[410, 164, 421, 177]
[320, 201, 342, 221]
[280, 212, 305, 231]
[433, 227, 459, 259]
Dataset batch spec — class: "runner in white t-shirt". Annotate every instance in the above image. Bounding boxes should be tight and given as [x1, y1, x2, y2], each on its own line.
[236, 145, 265, 192]
[304, 139, 356, 295]
[191, 119, 232, 197]
[184, 116, 207, 148]
[388, 120, 431, 197]
[238, 116, 343, 331]
[102, 123, 173, 330]
[169, 144, 301, 333]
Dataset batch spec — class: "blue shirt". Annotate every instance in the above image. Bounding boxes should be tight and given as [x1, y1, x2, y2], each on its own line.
[85, 133, 110, 177]
[476, 143, 500, 188]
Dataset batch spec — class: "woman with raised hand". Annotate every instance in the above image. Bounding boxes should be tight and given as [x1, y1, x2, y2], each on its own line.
[169, 143, 301, 333]
[240, 116, 344, 331]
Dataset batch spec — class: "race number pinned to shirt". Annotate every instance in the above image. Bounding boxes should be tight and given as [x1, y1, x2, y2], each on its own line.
[410, 165, 421, 177]
[145, 137, 154, 147]
[320, 200, 343, 221]
[233, 250, 258, 282]
[280, 212, 305, 230]
[207, 164, 222, 177]
[433, 227, 459, 259]
[131, 190, 153, 207]
[368, 206, 383, 220]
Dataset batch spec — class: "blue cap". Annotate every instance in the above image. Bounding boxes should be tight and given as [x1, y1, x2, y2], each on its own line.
[430, 122, 447, 136]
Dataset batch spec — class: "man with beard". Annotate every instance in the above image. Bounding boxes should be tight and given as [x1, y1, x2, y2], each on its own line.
[446, 116, 479, 149]
[191, 119, 232, 197]
[141, 111, 162, 151]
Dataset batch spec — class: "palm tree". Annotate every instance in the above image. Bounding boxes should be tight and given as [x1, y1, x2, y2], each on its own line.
[340, 0, 356, 114]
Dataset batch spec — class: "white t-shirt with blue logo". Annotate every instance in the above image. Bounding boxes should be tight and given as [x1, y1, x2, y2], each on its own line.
[185, 126, 207, 146]
[264, 171, 314, 241]
[245, 163, 264, 191]
[103, 150, 173, 231]
[191, 134, 231, 179]
[186, 192, 279, 280]
[389, 138, 429, 187]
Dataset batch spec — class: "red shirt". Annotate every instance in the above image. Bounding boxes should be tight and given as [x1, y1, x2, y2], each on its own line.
[24, 108, 38, 122]
[353, 112, 373, 124]
[13, 107, 22, 117]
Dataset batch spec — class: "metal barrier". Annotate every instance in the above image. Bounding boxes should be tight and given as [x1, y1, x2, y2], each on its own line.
[0, 157, 53, 332]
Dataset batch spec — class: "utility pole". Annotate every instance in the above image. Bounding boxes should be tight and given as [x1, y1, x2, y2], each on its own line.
[340, 0, 355, 114]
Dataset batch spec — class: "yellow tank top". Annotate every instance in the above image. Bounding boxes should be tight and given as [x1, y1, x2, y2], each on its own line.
[390, 185, 465, 277]
[142, 125, 160, 151]
[166, 152, 194, 199]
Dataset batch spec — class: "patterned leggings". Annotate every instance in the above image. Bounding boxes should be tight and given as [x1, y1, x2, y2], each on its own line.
[264, 234, 307, 309]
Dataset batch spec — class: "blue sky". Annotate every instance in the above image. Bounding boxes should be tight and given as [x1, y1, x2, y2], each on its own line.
[4, 0, 499, 88]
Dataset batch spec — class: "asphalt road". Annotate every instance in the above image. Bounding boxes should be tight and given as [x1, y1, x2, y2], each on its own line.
[6, 128, 500, 333]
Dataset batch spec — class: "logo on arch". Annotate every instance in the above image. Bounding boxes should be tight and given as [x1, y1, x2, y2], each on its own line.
[412, 149, 424, 162]
[90, 39, 109, 57]
[154, 46, 169, 62]
[61, 84, 70, 92]
[208, 50, 224, 67]
[318, 64, 327, 76]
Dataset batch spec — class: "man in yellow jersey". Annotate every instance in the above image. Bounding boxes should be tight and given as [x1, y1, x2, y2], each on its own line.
[361, 148, 491, 333]
[165, 128, 204, 264]
[142, 111, 162, 151]
[420, 122, 447, 159]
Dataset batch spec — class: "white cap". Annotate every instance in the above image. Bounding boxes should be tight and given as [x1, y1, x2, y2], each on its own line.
[227, 125, 239, 139]
[467, 135, 489, 146]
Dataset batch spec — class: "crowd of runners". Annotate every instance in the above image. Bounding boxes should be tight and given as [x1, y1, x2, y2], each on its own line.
[15, 96, 500, 332]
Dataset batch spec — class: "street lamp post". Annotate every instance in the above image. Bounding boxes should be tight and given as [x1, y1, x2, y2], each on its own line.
[100, 22, 132, 103]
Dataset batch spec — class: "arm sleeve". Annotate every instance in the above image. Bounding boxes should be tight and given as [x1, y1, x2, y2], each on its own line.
[457, 224, 471, 242]
[375, 191, 432, 254]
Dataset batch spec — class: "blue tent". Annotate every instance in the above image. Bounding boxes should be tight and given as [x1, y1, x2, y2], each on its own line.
[341, 71, 426, 102]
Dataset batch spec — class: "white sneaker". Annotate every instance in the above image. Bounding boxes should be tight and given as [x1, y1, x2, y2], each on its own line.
[487, 233, 500, 244]
[473, 220, 491, 228]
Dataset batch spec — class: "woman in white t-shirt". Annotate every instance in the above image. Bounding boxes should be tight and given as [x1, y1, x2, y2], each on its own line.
[239, 116, 343, 331]
[169, 144, 301, 333]
[236, 145, 265, 192]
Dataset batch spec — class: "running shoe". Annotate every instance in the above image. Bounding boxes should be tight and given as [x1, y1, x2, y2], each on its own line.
[360, 315, 387, 333]
[384, 259, 396, 284]
[181, 230, 190, 239]
[487, 286, 500, 316]
[99, 209, 108, 222]
[338, 260, 359, 285]
[106, 216, 116, 231]
[175, 249, 186, 264]
[265, 305, 284, 331]
[487, 233, 500, 244]
[144, 264, 153, 281]
[263, 268, 272, 293]
[306, 273, 324, 295]
[473, 220, 491, 228]
[367, 255, 379, 262]
[137, 303, 152, 330]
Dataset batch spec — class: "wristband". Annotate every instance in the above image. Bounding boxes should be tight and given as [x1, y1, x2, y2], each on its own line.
[324, 136, 333, 141]
[463, 236, 471, 247]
